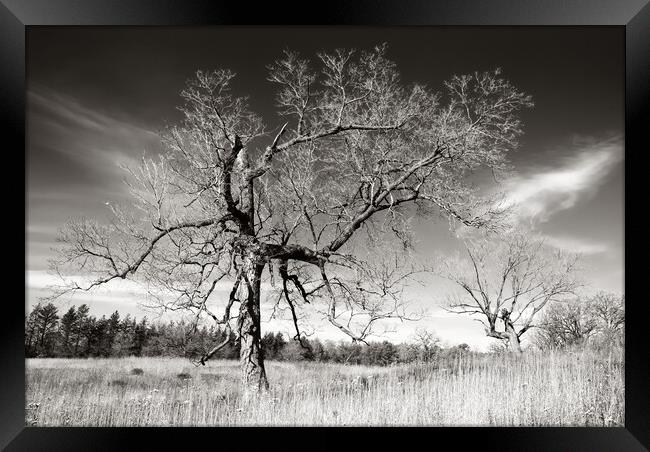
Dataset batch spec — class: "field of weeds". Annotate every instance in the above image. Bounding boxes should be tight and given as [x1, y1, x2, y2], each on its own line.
[25, 349, 623, 426]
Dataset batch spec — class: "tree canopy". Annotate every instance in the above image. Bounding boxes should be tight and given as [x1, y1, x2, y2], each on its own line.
[50, 44, 533, 391]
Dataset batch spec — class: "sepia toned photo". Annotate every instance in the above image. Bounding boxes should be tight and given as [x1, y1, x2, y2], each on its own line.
[25, 26, 624, 427]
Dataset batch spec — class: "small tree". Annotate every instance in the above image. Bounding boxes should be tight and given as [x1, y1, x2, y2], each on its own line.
[438, 230, 580, 353]
[589, 292, 624, 349]
[58, 307, 78, 357]
[112, 314, 136, 357]
[131, 318, 148, 356]
[535, 298, 597, 350]
[49, 45, 532, 396]
[73, 304, 90, 357]
[397, 342, 420, 363]
[261, 331, 287, 360]
[443, 343, 471, 362]
[104, 311, 121, 356]
[412, 327, 441, 362]
[25, 305, 42, 357]
[32, 303, 60, 357]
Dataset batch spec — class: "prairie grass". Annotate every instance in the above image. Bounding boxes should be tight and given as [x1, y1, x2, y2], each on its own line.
[25, 348, 623, 426]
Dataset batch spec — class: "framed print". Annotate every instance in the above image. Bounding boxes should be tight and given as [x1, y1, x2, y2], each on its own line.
[3, 0, 649, 450]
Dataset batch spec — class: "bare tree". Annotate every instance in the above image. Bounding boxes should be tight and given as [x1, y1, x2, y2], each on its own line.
[49, 44, 533, 396]
[535, 291, 624, 351]
[438, 230, 580, 353]
[534, 298, 597, 350]
[589, 292, 624, 348]
[411, 327, 441, 362]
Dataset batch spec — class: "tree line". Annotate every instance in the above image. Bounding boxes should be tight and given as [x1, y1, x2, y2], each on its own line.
[27, 292, 622, 366]
[25, 303, 471, 365]
[25, 303, 238, 360]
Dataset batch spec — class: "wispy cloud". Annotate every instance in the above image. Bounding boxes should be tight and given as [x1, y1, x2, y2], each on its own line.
[543, 234, 609, 255]
[25, 269, 291, 326]
[500, 137, 623, 223]
[27, 87, 167, 270]
[26, 270, 151, 297]
[25, 270, 277, 310]
[28, 86, 162, 179]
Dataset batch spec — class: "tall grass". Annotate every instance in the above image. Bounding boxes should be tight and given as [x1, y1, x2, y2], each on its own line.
[25, 348, 623, 426]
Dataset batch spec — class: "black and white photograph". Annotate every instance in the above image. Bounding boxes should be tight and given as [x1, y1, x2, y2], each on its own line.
[25, 26, 625, 427]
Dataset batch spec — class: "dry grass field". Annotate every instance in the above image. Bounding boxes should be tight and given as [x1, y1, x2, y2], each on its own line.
[25, 349, 624, 426]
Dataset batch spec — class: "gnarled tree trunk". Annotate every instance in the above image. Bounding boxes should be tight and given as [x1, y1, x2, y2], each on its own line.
[237, 254, 269, 398]
[502, 311, 522, 354]
[505, 325, 522, 353]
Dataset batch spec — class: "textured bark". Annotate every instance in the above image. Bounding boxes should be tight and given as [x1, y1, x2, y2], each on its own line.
[237, 254, 269, 398]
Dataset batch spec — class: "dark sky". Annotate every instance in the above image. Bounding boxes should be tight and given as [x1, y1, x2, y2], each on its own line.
[26, 27, 624, 349]
[27, 27, 623, 142]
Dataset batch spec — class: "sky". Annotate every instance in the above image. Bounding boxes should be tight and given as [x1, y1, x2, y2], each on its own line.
[26, 27, 624, 351]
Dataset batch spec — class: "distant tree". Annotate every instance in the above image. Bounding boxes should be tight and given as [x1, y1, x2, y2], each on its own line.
[589, 292, 624, 349]
[152, 319, 183, 356]
[131, 317, 148, 356]
[397, 342, 420, 364]
[25, 305, 42, 357]
[412, 328, 441, 362]
[112, 314, 135, 357]
[142, 322, 166, 357]
[443, 343, 471, 361]
[310, 339, 329, 362]
[336, 342, 365, 365]
[50, 45, 533, 396]
[366, 341, 398, 366]
[33, 303, 60, 357]
[535, 292, 624, 351]
[73, 304, 90, 357]
[535, 298, 597, 350]
[274, 332, 288, 359]
[81, 316, 99, 356]
[181, 323, 206, 358]
[104, 311, 121, 356]
[281, 339, 314, 362]
[58, 306, 78, 357]
[261, 331, 287, 360]
[438, 230, 580, 353]
[91, 315, 112, 357]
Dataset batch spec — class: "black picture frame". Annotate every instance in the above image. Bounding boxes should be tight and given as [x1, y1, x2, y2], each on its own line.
[4, 1, 649, 450]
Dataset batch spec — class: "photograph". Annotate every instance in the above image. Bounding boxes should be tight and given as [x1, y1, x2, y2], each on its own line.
[25, 26, 625, 427]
